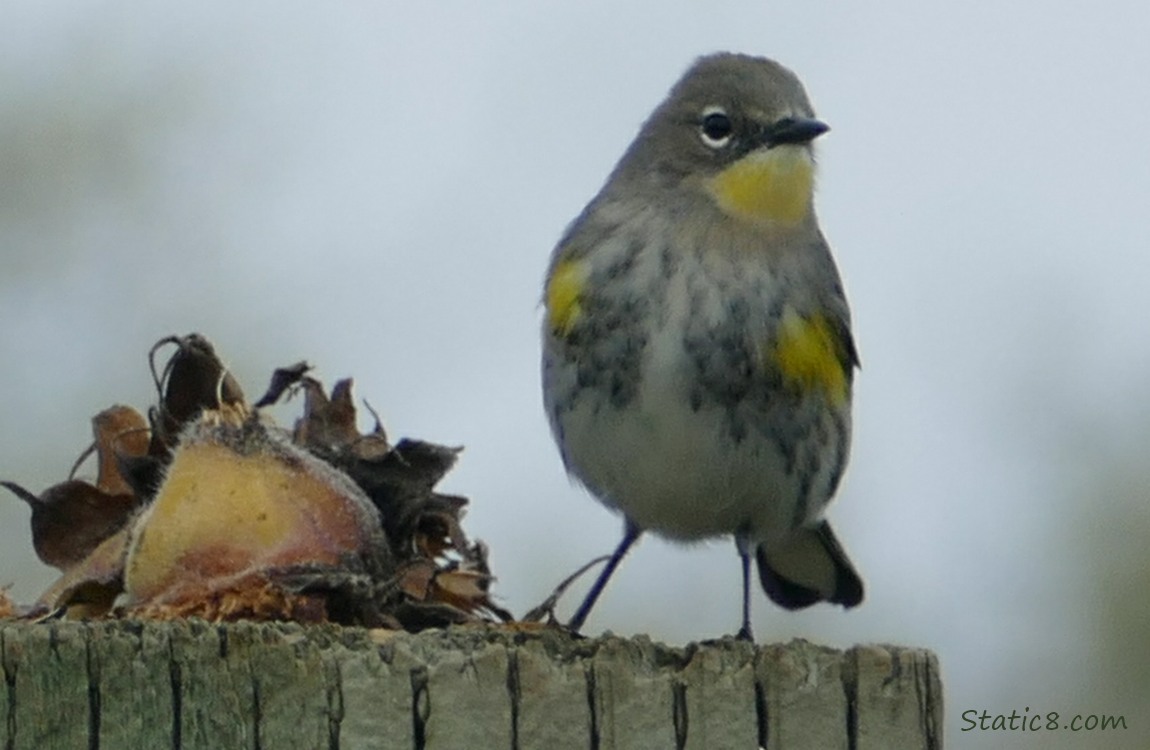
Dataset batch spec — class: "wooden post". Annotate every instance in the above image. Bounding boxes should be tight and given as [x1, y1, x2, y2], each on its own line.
[0, 621, 942, 749]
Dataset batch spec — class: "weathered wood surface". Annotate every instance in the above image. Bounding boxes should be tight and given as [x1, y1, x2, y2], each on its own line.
[0, 620, 942, 749]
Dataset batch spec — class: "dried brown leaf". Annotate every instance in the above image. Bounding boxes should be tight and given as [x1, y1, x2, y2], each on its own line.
[148, 334, 246, 452]
[91, 405, 150, 495]
[433, 569, 491, 603]
[2, 479, 140, 571]
[293, 377, 365, 453]
[36, 523, 132, 616]
[253, 360, 311, 408]
[396, 560, 437, 600]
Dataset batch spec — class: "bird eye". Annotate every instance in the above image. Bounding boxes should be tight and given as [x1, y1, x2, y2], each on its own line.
[699, 106, 733, 148]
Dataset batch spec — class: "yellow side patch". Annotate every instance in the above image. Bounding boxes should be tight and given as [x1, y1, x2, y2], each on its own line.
[771, 310, 850, 403]
[545, 257, 586, 336]
[706, 147, 815, 226]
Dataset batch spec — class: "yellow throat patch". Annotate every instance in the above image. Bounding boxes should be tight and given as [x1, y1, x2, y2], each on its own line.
[545, 257, 586, 336]
[770, 310, 850, 403]
[706, 146, 815, 226]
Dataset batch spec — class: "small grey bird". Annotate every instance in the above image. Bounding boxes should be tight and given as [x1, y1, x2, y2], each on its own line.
[541, 52, 863, 638]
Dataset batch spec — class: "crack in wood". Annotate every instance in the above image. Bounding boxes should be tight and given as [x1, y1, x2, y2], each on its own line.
[410, 665, 429, 750]
[167, 639, 182, 750]
[843, 647, 859, 750]
[584, 661, 599, 750]
[85, 634, 100, 750]
[671, 679, 688, 750]
[754, 675, 768, 749]
[505, 648, 521, 750]
[251, 675, 263, 750]
[2, 629, 15, 750]
[917, 652, 942, 750]
[327, 658, 343, 750]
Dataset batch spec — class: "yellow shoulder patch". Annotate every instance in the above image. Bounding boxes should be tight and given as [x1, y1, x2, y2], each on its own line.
[706, 147, 815, 227]
[545, 256, 587, 337]
[770, 310, 851, 403]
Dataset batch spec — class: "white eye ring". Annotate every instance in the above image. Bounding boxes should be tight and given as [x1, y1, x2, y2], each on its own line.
[699, 105, 733, 148]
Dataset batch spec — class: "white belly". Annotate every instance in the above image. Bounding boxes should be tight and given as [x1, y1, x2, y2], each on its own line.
[552, 316, 823, 546]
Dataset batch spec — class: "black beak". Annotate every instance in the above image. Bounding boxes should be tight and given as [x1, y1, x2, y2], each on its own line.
[764, 117, 829, 147]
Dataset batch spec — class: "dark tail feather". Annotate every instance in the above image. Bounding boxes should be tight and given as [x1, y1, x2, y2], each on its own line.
[756, 521, 863, 610]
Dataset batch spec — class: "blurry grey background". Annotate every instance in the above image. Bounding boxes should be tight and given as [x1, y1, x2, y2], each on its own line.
[2, 2, 1148, 748]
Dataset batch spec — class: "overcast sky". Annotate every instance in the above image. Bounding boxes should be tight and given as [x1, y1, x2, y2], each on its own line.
[3, 3, 1149, 747]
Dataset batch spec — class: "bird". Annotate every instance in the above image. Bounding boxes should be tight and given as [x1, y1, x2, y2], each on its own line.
[540, 52, 863, 639]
